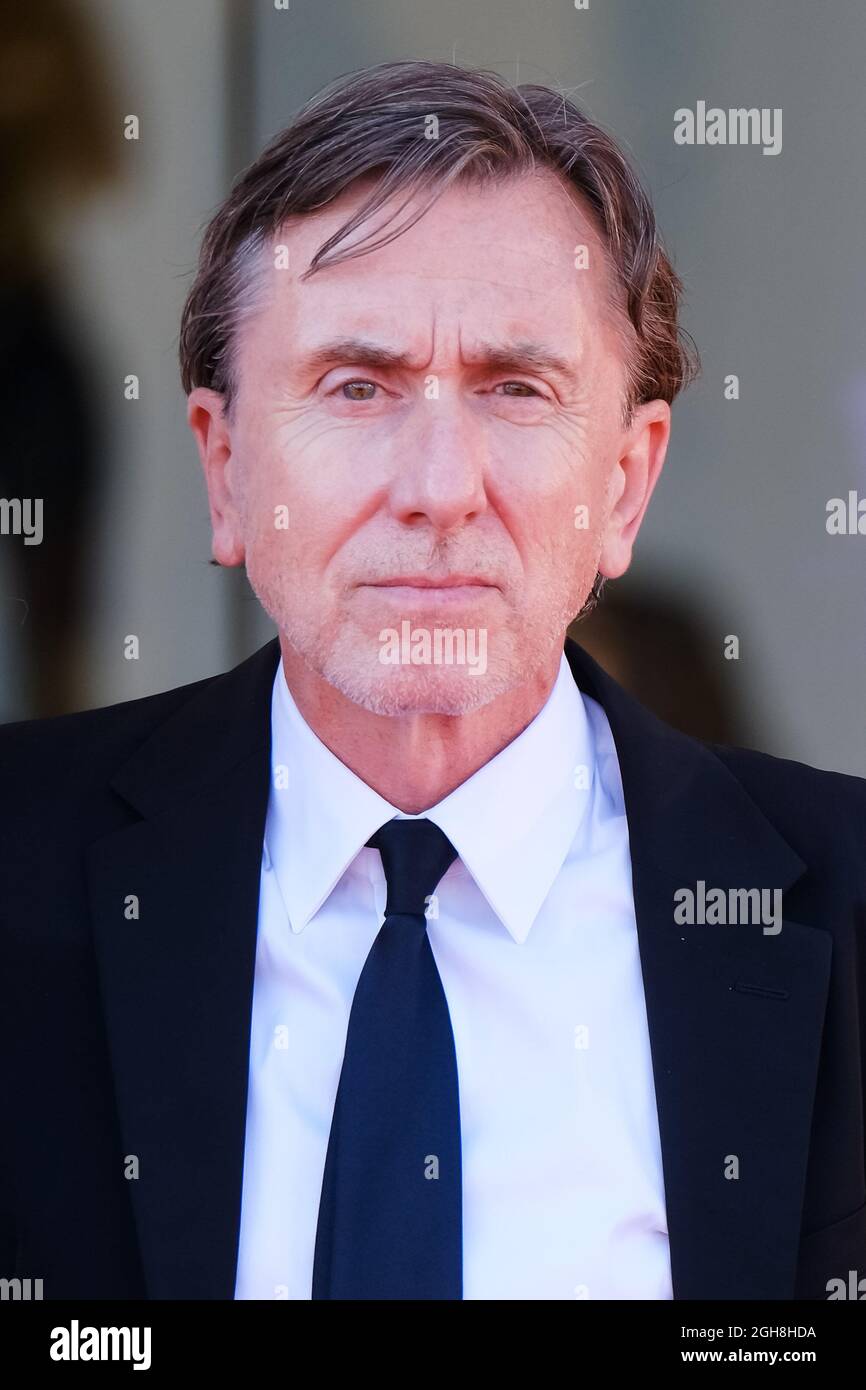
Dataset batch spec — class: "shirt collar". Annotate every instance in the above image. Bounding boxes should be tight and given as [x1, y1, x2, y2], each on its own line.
[266, 650, 596, 944]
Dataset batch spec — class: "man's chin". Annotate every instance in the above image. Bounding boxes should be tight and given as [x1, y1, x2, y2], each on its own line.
[320, 656, 510, 718]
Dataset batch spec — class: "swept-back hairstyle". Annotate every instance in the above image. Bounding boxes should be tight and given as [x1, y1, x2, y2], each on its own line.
[179, 59, 699, 425]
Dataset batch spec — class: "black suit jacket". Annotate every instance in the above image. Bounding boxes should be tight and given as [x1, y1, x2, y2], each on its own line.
[1, 635, 865, 1300]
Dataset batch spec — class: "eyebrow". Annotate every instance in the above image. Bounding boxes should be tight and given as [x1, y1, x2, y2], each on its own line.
[296, 336, 581, 390]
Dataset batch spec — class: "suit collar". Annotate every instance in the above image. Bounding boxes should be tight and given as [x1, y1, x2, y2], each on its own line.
[89, 634, 830, 1299]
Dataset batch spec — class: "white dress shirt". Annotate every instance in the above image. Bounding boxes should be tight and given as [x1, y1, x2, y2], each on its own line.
[233, 651, 672, 1300]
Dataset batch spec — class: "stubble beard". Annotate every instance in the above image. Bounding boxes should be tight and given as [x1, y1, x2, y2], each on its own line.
[247, 560, 591, 718]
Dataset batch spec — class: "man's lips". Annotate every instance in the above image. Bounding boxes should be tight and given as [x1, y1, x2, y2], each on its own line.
[358, 576, 499, 604]
[369, 575, 497, 588]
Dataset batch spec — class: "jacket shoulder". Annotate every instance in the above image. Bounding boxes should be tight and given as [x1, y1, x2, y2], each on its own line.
[706, 738, 866, 870]
[0, 670, 217, 799]
[707, 738, 866, 806]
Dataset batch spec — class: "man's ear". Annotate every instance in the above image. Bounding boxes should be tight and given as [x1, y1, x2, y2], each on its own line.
[187, 387, 246, 567]
[597, 400, 671, 580]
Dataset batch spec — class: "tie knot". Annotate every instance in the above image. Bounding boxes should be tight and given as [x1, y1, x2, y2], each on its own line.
[365, 817, 458, 921]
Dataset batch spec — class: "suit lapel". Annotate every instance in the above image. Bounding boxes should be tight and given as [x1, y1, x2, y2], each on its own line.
[564, 636, 832, 1298]
[87, 638, 282, 1298]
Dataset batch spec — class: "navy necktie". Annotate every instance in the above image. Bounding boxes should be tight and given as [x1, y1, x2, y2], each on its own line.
[312, 816, 463, 1299]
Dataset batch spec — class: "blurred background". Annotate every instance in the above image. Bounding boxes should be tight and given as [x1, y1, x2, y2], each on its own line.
[0, 0, 863, 771]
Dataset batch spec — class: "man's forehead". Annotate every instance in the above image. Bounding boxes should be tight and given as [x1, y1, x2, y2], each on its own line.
[243, 172, 625, 372]
[268, 171, 611, 302]
[265, 265, 596, 342]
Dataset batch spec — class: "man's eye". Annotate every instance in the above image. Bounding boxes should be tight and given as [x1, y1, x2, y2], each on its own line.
[340, 380, 378, 401]
[494, 381, 540, 397]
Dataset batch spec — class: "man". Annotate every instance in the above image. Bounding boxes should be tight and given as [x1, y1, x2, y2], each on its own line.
[1, 59, 864, 1302]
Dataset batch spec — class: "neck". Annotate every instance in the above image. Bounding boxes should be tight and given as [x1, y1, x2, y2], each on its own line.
[278, 638, 562, 814]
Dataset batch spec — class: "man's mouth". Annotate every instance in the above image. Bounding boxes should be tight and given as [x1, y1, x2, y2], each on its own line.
[361, 575, 499, 604]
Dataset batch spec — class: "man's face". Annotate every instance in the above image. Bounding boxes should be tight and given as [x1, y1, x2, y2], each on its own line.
[190, 170, 670, 715]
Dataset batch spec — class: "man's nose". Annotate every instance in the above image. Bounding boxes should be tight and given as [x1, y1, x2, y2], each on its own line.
[386, 399, 489, 531]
